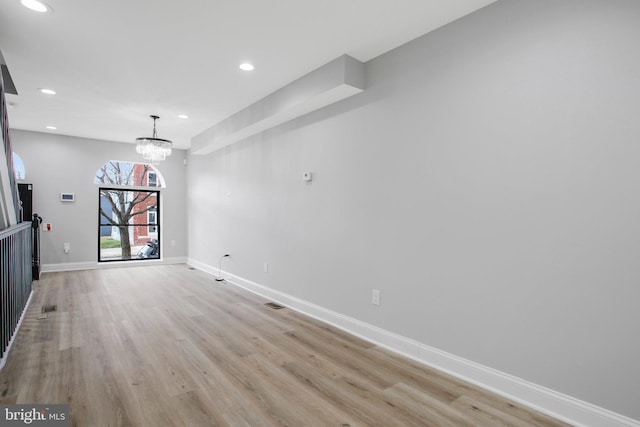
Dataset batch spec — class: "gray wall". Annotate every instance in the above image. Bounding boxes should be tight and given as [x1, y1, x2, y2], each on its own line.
[187, 0, 640, 420]
[11, 129, 188, 266]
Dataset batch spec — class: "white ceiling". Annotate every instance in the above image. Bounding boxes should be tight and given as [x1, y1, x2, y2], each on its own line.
[0, 0, 496, 150]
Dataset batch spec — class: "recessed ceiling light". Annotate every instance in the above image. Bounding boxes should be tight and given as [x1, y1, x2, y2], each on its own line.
[239, 63, 255, 71]
[45, 126, 56, 130]
[39, 88, 56, 95]
[178, 114, 189, 119]
[21, 0, 51, 13]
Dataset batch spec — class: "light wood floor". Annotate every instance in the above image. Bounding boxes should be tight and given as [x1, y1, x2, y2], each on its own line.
[0, 265, 570, 426]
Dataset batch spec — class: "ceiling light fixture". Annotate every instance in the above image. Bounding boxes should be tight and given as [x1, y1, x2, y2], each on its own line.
[45, 126, 56, 130]
[39, 88, 56, 95]
[239, 63, 254, 71]
[135, 115, 172, 164]
[21, 0, 50, 13]
[178, 114, 189, 119]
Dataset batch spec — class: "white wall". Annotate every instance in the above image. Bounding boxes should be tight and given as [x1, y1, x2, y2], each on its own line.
[187, 0, 640, 421]
[11, 129, 188, 267]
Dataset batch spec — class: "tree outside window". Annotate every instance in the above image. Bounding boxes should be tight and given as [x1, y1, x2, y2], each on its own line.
[95, 161, 164, 261]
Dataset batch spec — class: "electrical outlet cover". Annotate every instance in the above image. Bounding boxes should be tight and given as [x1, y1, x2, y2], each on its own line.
[372, 289, 381, 306]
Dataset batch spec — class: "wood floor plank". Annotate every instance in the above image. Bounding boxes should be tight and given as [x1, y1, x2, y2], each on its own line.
[450, 394, 537, 427]
[239, 353, 350, 426]
[172, 337, 269, 425]
[281, 359, 393, 426]
[0, 265, 571, 426]
[282, 328, 398, 390]
[383, 382, 477, 427]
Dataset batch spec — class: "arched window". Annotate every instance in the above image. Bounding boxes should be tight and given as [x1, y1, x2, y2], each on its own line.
[95, 161, 165, 262]
[12, 152, 25, 180]
[94, 160, 165, 187]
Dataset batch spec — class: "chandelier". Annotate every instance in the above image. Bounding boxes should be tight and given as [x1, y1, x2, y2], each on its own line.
[135, 115, 172, 163]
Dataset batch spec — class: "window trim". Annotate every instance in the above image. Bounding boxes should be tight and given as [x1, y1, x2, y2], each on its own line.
[98, 186, 161, 263]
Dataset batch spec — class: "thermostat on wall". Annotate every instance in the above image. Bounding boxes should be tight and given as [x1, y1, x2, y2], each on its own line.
[60, 193, 75, 202]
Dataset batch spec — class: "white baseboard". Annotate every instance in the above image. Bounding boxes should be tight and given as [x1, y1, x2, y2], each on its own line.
[0, 290, 33, 371]
[41, 256, 188, 273]
[187, 258, 640, 427]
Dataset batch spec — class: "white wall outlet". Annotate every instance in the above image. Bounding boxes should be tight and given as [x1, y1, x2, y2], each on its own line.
[170, 239, 176, 247]
[303, 172, 312, 182]
[372, 289, 381, 306]
[264, 262, 269, 273]
[63, 243, 70, 253]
